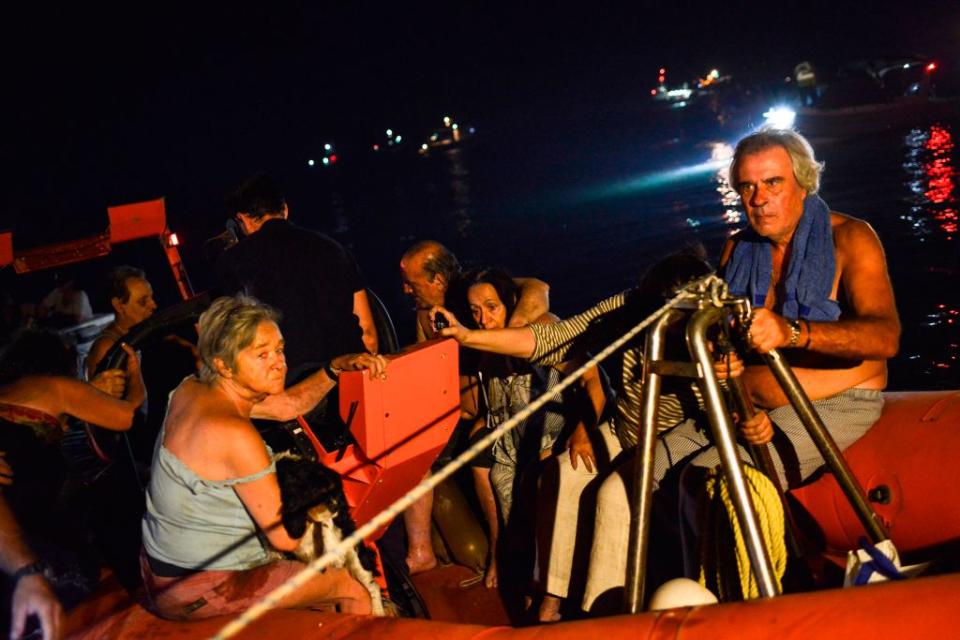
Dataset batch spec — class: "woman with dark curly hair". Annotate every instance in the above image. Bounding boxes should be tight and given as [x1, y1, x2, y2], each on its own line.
[436, 248, 713, 617]
[449, 267, 607, 617]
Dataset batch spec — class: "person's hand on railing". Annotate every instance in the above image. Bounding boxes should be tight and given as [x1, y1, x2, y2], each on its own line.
[738, 410, 774, 445]
[713, 349, 744, 381]
[120, 343, 141, 376]
[745, 308, 792, 354]
[89, 369, 126, 398]
[330, 353, 389, 380]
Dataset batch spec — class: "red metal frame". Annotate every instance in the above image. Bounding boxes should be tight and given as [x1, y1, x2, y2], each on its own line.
[2, 198, 194, 301]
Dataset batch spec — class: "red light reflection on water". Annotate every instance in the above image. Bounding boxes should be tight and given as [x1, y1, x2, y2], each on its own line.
[923, 125, 956, 238]
[925, 126, 954, 204]
[903, 124, 958, 240]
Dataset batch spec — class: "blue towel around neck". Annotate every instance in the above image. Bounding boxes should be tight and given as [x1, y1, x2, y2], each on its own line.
[724, 194, 840, 321]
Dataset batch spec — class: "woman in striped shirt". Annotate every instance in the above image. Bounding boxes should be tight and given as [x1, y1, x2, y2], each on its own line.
[433, 248, 712, 616]
[450, 267, 606, 614]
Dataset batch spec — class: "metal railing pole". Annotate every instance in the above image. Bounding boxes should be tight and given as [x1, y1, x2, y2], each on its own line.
[725, 369, 807, 560]
[625, 309, 683, 613]
[687, 306, 780, 598]
[762, 349, 889, 543]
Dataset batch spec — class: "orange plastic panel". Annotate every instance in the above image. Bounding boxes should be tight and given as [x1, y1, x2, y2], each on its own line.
[0, 231, 11, 267]
[349, 449, 444, 534]
[107, 198, 166, 243]
[309, 339, 460, 539]
[339, 338, 460, 467]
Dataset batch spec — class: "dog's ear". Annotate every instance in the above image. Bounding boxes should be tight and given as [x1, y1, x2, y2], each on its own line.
[282, 511, 308, 539]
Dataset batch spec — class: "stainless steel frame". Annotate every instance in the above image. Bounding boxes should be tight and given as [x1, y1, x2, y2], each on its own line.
[624, 281, 889, 612]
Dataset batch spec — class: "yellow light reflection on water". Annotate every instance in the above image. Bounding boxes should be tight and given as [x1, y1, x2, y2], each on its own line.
[710, 141, 741, 232]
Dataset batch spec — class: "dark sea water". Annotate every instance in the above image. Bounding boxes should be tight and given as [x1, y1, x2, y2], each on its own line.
[5, 100, 957, 393]
[308, 106, 960, 392]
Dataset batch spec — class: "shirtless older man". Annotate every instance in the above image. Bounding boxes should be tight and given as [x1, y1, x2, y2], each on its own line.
[581, 128, 901, 608]
[718, 127, 900, 481]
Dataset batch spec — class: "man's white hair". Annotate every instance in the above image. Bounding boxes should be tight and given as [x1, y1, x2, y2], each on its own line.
[730, 127, 825, 194]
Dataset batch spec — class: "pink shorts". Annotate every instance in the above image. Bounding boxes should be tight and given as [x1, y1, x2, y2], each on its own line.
[140, 550, 308, 620]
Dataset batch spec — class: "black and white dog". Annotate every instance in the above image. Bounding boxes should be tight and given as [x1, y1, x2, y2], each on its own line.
[272, 452, 384, 615]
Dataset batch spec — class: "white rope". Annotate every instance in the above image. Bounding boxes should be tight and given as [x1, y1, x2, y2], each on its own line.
[209, 282, 705, 639]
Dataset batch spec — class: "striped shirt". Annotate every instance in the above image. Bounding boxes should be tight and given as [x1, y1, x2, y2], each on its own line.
[528, 292, 694, 450]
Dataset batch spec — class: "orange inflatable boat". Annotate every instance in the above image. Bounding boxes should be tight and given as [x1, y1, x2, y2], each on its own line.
[63, 380, 960, 639]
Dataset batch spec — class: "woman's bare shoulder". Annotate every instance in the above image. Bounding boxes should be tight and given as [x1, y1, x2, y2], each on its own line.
[165, 402, 265, 478]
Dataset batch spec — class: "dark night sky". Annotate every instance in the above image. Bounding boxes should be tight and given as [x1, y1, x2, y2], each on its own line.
[1, 1, 958, 240]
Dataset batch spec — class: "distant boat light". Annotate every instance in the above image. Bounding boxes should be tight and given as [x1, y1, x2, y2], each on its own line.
[763, 106, 796, 129]
[307, 159, 315, 166]
[322, 157, 330, 166]
[324, 143, 332, 151]
[926, 62, 937, 72]
[386, 129, 393, 137]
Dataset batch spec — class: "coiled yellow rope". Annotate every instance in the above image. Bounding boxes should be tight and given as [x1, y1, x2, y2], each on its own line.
[699, 463, 786, 600]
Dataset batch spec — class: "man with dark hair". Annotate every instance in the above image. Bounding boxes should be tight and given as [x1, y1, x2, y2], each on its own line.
[215, 173, 378, 382]
[85, 266, 157, 378]
[400, 240, 550, 342]
[399, 241, 461, 342]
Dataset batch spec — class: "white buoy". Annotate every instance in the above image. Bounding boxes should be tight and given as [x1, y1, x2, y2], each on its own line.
[647, 578, 719, 611]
